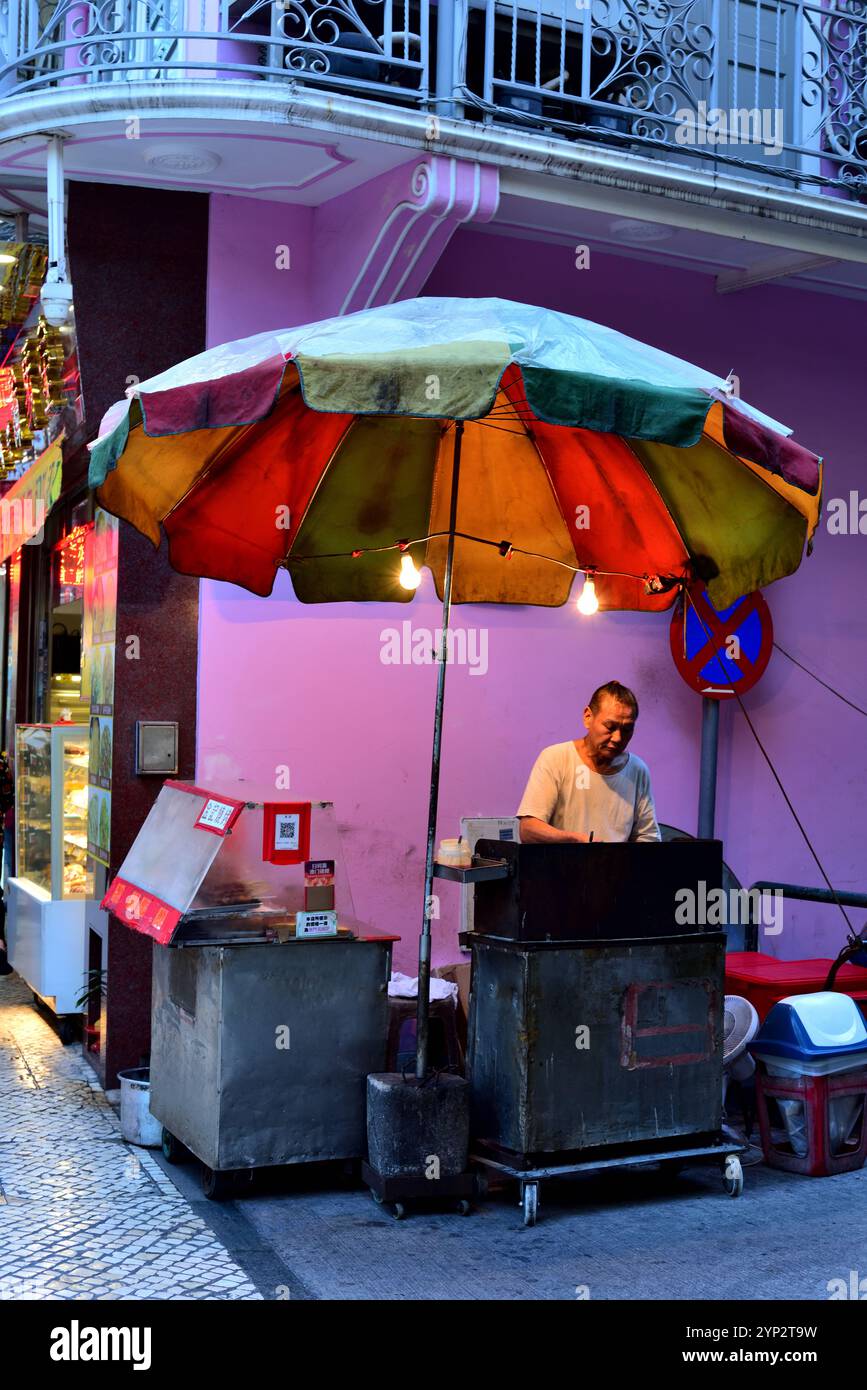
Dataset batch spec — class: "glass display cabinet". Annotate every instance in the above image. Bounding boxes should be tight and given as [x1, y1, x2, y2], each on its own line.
[7, 724, 92, 1028]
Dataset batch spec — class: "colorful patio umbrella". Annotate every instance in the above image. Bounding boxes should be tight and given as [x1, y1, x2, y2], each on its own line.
[89, 297, 823, 1077]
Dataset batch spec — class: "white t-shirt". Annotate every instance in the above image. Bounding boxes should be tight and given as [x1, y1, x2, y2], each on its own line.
[516, 741, 660, 843]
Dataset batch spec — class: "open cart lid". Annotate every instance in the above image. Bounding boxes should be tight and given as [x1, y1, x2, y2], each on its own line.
[101, 782, 248, 943]
[102, 782, 383, 946]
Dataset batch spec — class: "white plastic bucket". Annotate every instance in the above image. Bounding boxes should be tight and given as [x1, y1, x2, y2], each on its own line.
[117, 1067, 161, 1148]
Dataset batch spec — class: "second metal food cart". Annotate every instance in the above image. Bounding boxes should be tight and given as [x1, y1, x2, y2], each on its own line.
[103, 781, 396, 1197]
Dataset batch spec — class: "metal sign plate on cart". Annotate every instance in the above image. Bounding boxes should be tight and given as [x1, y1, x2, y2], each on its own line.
[669, 586, 773, 699]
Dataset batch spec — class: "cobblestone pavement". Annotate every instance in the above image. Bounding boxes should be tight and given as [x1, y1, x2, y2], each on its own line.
[0, 973, 261, 1301]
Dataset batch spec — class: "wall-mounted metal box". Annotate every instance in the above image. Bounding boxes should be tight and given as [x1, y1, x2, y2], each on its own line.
[135, 721, 178, 775]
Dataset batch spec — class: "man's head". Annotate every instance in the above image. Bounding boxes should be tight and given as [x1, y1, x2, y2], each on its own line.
[583, 681, 639, 765]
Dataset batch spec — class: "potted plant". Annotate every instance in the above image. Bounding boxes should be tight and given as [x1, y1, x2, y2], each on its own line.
[75, 967, 107, 1054]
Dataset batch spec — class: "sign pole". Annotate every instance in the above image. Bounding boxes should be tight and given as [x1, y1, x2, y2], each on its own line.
[697, 696, 720, 839]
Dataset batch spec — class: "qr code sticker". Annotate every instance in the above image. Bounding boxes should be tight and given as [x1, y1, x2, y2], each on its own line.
[275, 814, 299, 850]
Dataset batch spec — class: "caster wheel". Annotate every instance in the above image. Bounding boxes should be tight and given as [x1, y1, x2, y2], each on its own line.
[161, 1128, 189, 1165]
[392, 1202, 406, 1221]
[457, 1199, 472, 1216]
[371, 1189, 384, 1206]
[201, 1165, 233, 1201]
[521, 1182, 539, 1227]
[722, 1153, 744, 1198]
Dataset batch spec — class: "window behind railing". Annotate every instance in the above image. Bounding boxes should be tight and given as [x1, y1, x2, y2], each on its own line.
[463, 0, 865, 196]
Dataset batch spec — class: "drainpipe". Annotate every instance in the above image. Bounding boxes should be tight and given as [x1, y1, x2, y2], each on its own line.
[42, 135, 74, 328]
[436, 0, 466, 121]
[697, 696, 719, 839]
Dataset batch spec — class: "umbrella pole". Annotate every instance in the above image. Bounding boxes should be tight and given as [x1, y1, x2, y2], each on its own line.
[415, 419, 464, 1081]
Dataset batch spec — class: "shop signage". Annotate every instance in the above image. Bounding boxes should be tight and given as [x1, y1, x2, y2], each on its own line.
[101, 875, 181, 945]
[669, 585, 773, 699]
[195, 797, 241, 835]
[296, 909, 338, 938]
[0, 437, 63, 563]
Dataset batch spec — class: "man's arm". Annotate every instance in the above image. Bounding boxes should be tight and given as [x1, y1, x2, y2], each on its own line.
[519, 817, 588, 844]
[516, 747, 588, 843]
[629, 769, 661, 843]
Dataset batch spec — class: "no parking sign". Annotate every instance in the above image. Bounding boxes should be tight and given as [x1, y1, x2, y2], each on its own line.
[670, 586, 773, 699]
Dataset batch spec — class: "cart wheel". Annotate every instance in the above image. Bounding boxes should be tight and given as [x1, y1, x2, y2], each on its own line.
[457, 1199, 472, 1216]
[161, 1128, 189, 1165]
[370, 1189, 384, 1206]
[521, 1181, 539, 1227]
[392, 1202, 406, 1221]
[722, 1153, 744, 1198]
[201, 1165, 233, 1201]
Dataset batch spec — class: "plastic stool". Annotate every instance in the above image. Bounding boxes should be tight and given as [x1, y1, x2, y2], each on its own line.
[386, 996, 463, 1074]
[754, 1063, 867, 1176]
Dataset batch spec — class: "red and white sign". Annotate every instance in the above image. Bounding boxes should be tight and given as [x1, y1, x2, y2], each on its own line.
[262, 802, 311, 865]
[101, 875, 181, 946]
[670, 586, 773, 700]
[168, 783, 245, 836]
[195, 798, 238, 835]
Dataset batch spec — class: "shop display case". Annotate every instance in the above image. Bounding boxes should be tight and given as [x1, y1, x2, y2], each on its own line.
[7, 723, 92, 1025]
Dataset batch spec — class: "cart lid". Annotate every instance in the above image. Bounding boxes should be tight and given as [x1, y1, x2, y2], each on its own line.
[101, 782, 247, 943]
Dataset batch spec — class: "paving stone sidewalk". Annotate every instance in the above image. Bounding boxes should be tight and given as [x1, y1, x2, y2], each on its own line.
[0, 973, 261, 1301]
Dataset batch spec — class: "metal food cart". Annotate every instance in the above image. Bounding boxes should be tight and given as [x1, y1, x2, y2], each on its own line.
[459, 839, 743, 1225]
[103, 782, 395, 1198]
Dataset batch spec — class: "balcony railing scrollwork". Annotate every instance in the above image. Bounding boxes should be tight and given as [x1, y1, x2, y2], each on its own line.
[0, 0, 863, 199]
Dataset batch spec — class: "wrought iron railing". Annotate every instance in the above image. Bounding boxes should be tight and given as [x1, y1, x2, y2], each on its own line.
[0, 0, 864, 197]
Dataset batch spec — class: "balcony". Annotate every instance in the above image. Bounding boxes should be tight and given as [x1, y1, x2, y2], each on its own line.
[0, 0, 864, 200]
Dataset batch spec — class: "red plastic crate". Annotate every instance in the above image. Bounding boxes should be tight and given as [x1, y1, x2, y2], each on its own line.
[754, 1064, 867, 1176]
[726, 952, 867, 1022]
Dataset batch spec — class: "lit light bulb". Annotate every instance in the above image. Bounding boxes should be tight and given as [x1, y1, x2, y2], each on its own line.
[577, 574, 599, 615]
[399, 553, 421, 590]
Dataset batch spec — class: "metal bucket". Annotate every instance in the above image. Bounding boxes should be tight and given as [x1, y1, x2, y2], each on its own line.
[117, 1067, 161, 1148]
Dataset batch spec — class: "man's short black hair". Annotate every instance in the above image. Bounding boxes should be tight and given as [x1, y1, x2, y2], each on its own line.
[588, 681, 639, 719]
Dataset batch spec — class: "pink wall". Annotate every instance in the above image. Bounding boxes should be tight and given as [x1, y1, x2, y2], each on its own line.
[199, 204, 867, 969]
[207, 195, 313, 346]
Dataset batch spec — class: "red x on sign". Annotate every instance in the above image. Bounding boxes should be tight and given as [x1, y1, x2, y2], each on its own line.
[670, 585, 773, 699]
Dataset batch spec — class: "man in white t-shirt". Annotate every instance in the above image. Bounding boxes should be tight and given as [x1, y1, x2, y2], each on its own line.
[517, 681, 660, 844]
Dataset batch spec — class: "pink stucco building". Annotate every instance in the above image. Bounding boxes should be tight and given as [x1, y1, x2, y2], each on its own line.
[1, 4, 864, 1076]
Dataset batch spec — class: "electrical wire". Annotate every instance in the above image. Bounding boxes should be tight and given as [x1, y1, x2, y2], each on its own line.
[684, 588, 856, 941]
[285, 527, 653, 584]
[773, 641, 867, 719]
[451, 85, 866, 197]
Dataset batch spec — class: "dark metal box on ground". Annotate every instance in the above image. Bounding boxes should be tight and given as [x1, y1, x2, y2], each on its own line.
[461, 931, 725, 1158]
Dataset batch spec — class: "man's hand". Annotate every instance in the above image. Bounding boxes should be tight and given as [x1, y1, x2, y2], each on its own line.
[518, 817, 590, 844]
